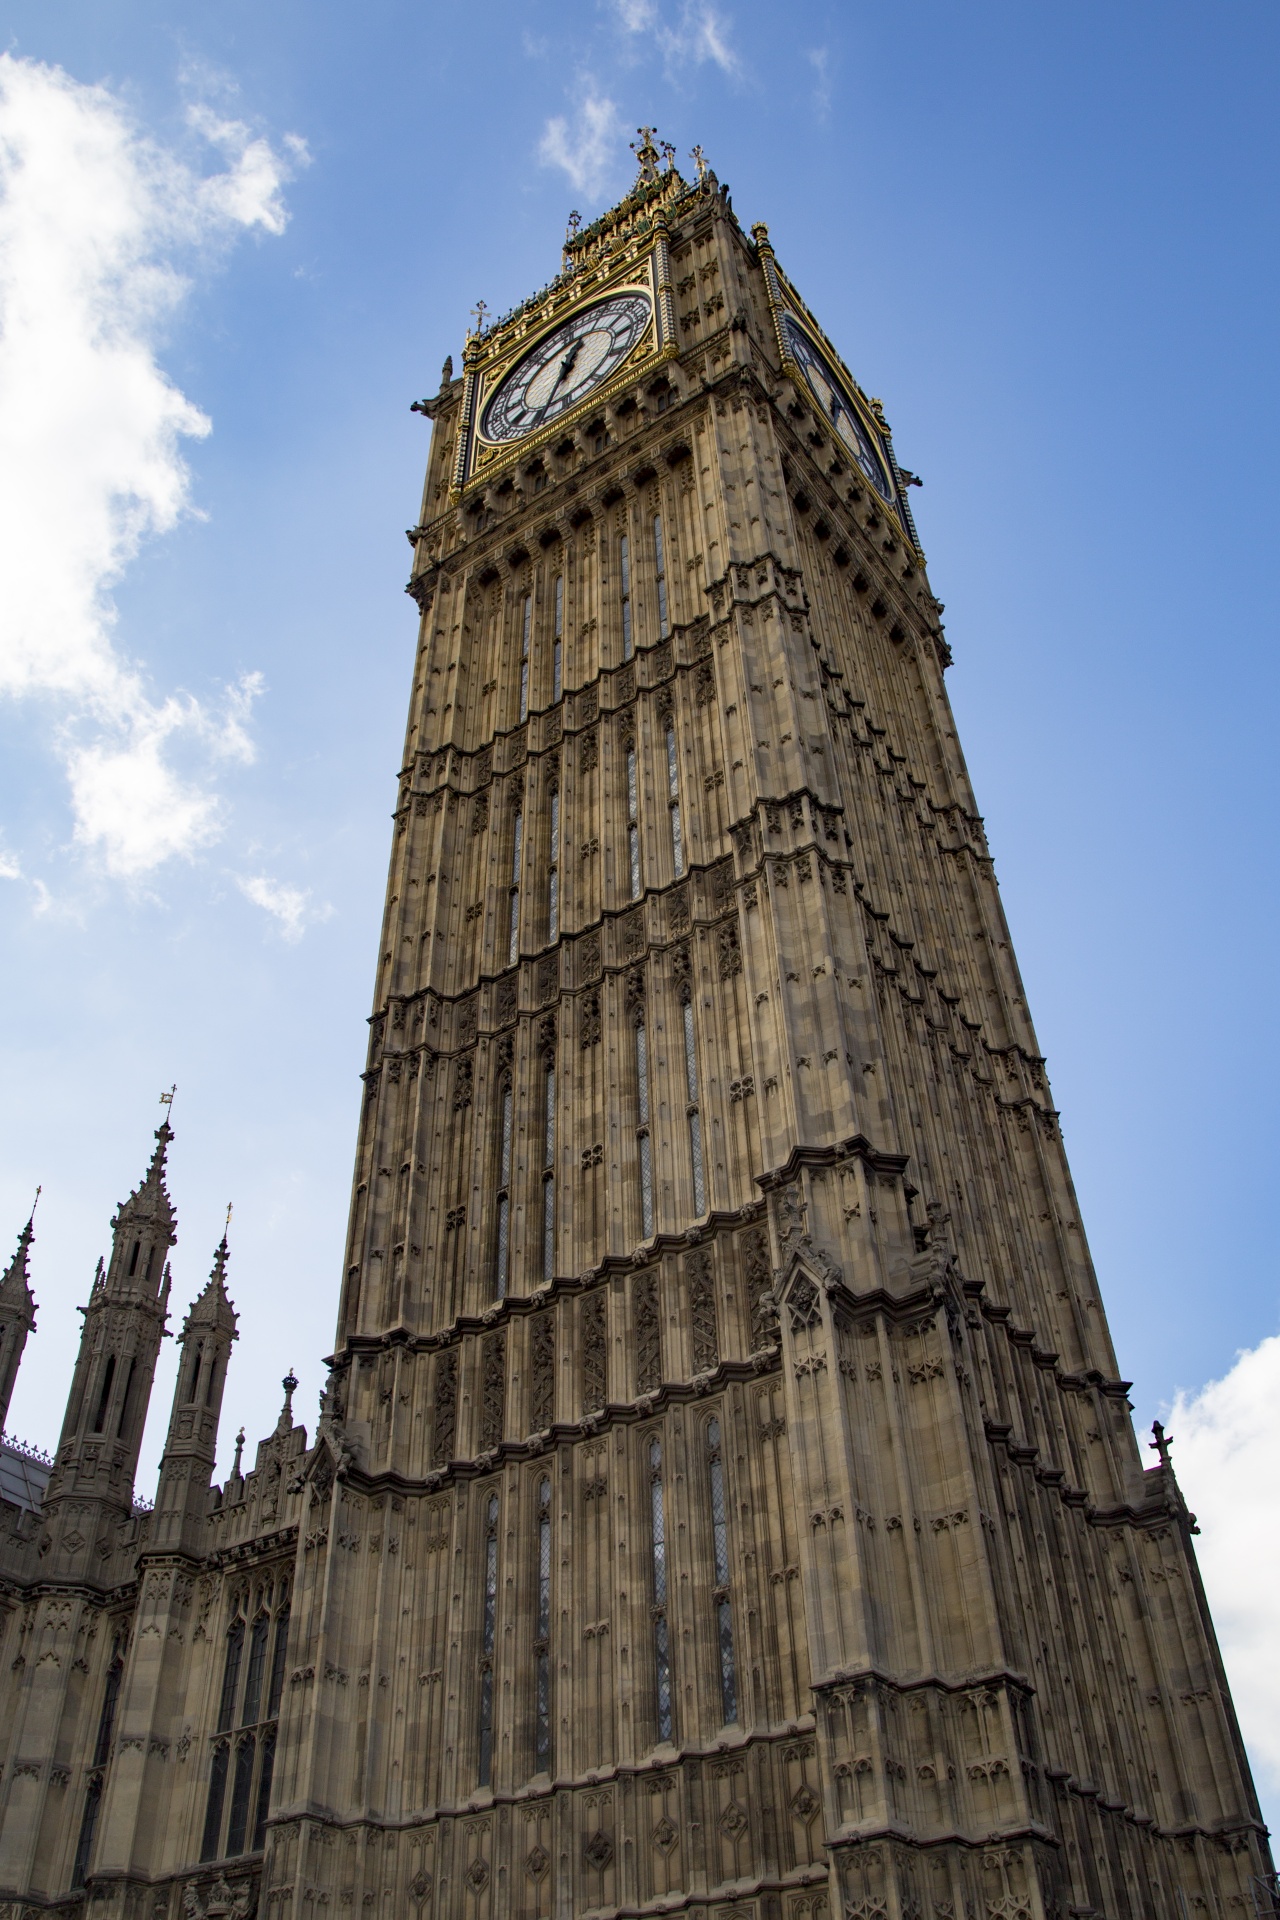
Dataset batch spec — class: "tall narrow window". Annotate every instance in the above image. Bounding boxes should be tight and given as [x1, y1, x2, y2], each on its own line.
[707, 1417, 738, 1723]
[225, 1732, 256, 1855]
[547, 789, 560, 944]
[74, 1779, 103, 1887]
[200, 1744, 229, 1862]
[477, 1493, 500, 1785]
[534, 1475, 552, 1773]
[648, 1436, 673, 1742]
[626, 745, 641, 900]
[620, 534, 633, 660]
[217, 1614, 245, 1731]
[495, 1079, 513, 1300]
[251, 1728, 276, 1853]
[519, 592, 532, 721]
[508, 809, 523, 966]
[654, 514, 669, 639]
[241, 1612, 270, 1727]
[636, 1020, 654, 1238]
[543, 1060, 556, 1284]
[553, 574, 563, 702]
[91, 1352, 116, 1432]
[73, 1644, 123, 1884]
[683, 1000, 706, 1216]
[665, 722, 684, 877]
[267, 1603, 290, 1722]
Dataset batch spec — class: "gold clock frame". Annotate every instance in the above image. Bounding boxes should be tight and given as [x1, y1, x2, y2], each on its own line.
[451, 234, 678, 501]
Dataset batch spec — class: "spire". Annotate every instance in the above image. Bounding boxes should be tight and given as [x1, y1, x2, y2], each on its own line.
[276, 1369, 299, 1435]
[185, 1212, 237, 1337]
[0, 1194, 38, 1317]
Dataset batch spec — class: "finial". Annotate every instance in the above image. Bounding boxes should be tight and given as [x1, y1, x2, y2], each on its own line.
[1149, 1420, 1174, 1471]
[660, 140, 676, 171]
[468, 300, 489, 339]
[631, 127, 661, 185]
[159, 1084, 176, 1117]
[278, 1369, 299, 1433]
[231, 1427, 245, 1477]
[439, 354, 453, 388]
[29, 1184, 41, 1223]
[566, 209, 582, 244]
[691, 145, 708, 183]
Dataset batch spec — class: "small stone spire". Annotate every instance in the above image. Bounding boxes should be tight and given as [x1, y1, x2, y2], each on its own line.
[0, 1193, 40, 1434]
[276, 1369, 299, 1436]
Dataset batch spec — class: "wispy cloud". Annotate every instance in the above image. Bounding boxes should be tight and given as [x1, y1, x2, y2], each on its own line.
[807, 47, 832, 123]
[1170, 1333, 1280, 1804]
[0, 54, 307, 878]
[236, 872, 331, 942]
[538, 88, 626, 200]
[610, 0, 740, 80]
[0, 845, 20, 880]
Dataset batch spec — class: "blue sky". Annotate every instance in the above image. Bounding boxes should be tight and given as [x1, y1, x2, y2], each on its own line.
[1, 0, 1278, 1819]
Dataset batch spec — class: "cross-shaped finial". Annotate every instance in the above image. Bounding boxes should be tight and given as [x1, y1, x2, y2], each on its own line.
[690, 144, 708, 182]
[566, 209, 582, 241]
[469, 299, 489, 336]
[224, 1200, 233, 1235]
[1149, 1420, 1174, 1470]
[631, 127, 661, 183]
[660, 140, 676, 170]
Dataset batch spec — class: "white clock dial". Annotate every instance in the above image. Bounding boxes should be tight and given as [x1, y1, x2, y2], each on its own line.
[780, 313, 895, 503]
[480, 292, 653, 445]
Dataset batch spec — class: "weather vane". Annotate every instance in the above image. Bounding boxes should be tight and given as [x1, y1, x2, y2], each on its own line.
[159, 1083, 176, 1116]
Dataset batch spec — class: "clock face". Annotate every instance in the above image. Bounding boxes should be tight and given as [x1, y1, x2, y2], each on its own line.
[480, 292, 654, 445]
[779, 313, 895, 503]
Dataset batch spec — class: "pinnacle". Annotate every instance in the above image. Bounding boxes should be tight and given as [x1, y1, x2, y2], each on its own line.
[185, 1230, 239, 1336]
[0, 1208, 37, 1314]
[113, 1119, 176, 1237]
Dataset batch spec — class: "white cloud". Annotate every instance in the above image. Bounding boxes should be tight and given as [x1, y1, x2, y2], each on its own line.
[611, 0, 741, 79]
[1168, 1333, 1280, 1805]
[538, 90, 626, 200]
[0, 54, 306, 876]
[0, 846, 19, 879]
[236, 872, 330, 942]
[807, 47, 832, 123]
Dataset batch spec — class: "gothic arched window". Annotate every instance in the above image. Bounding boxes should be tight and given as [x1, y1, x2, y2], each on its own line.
[542, 1057, 557, 1284]
[648, 1436, 673, 1742]
[552, 573, 564, 702]
[508, 808, 523, 966]
[626, 743, 641, 900]
[495, 1077, 513, 1300]
[682, 995, 706, 1218]
[519, 591, 532, 722]
[706, 1417, 738, 1724]
[534, 1475, 552, 1773]
[202, 1582, 291, 1861]
[635, 1020, 654, 1239]
[547, 788, 560, 945]
[477, 1493, 500, 1785]
[665, 720, 684, 878]
[653, 514, 669, 639]
[619, 533, 633, 660]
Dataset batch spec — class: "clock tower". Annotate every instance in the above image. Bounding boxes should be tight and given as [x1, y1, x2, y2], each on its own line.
[0, 132, 1266, 1920]
[263, 133, 1269, 1919]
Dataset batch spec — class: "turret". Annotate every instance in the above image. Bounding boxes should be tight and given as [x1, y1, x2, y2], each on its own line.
[0, 1203, 38, 1434]
[44, 1121, 176, 1531]
[151, 1227, 238, 1551]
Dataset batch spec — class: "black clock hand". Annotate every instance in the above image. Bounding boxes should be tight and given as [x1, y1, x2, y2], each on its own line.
[550, 339, 582, 393]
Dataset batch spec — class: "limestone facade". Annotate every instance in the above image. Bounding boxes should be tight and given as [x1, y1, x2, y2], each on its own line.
[0, 144, 1270, 1920]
